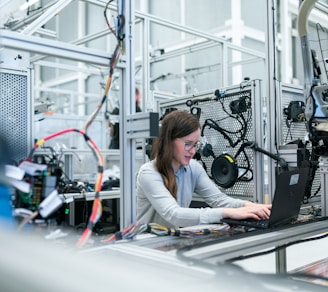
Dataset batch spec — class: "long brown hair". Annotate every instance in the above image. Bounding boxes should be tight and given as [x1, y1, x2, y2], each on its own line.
[152, 110, 200, 199]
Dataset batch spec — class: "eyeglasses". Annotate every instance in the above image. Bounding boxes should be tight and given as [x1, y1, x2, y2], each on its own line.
[178, 139, 203, 151]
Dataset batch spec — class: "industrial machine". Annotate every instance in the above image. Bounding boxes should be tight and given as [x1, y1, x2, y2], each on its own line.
[298, 0, 328, 215]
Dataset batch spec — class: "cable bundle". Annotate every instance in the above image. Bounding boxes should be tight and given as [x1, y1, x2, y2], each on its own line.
[16, 1, 125, 248]
[102, 222, 150, 243]
[101, 223, 231, 243]
[76, 197, 103, 247]
[75, 1, 125, 248]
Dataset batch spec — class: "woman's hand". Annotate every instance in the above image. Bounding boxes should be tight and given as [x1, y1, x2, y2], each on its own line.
[223, 202, 272, 220]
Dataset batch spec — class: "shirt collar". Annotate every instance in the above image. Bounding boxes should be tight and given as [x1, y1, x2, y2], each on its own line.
[175, 165, 186, 175]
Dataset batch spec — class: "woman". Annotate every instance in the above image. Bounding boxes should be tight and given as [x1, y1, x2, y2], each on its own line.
[136, 110, 271, 228]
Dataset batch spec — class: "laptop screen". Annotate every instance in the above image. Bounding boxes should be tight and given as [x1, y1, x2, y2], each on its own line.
[268, 168, 309, 227]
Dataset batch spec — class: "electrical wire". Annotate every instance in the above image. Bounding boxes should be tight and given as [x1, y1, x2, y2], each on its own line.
[150, 223, 230, 238]
[174, 228, 328, 286]
[200, 92, 251, 150]
[101, 222, 231, 243]
[75, 1, 125, 247]
[101, 222, 149, 243]
[15, 1, 125, 247]
[75, 0, 125, 247]
[199, 92, 254, 183]
[76, 197, 103, 248]
[82, 4, 124, 133]
[18, 128, 104, 238]
[225, 231, 328, 263]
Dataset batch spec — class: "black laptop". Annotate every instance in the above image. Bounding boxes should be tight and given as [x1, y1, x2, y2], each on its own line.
[221, 168, 309, 229]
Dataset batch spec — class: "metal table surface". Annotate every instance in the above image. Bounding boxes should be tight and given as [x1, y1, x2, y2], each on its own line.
[175, 219, 328, 273]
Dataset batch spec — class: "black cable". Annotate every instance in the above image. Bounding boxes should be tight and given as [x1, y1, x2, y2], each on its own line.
[218, 96, 246, 131]
[235, 148, 253, 182]
[203, 119, 239, 147]
[284, 119, 293, 143]
[175, 228, 328, 286]
[200, 93, 254, 182]
[226, 232, 328, 263]
[306, 184, 321, 202]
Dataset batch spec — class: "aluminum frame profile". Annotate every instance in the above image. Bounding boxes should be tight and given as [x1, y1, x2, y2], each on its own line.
[179, 219, 328, 272]
[120, 0, 138, 229]
[21, 0, 74, 35]
[135, 10, 266, 60]
[319, 156, 328, 216]
[0, 29, 119, 67]
[125, 112, 159, 139]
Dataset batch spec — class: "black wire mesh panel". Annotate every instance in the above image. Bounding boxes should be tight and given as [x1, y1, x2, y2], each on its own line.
[278, 83, 321, 205]
[196, 90, 254, 199]
[0, 68, 32, 164]
[280, 85, 307, 144]
[159, 80, 264, 202]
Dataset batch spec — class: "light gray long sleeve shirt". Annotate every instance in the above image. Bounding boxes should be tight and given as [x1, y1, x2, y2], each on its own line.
[136, 159, 246, 228]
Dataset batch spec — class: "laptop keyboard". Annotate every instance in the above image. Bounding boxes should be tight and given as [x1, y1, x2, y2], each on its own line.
[237, 219, 269, 229]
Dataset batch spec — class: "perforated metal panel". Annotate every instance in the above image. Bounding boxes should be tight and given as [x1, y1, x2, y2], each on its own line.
[0, 68, 32, 164]
[158, 80, 266, 202]
[278, 84, 307, 143]
[276, 83, 321, 204]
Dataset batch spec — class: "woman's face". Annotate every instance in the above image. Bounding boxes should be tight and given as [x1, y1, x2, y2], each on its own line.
[172, 128, 201, 172]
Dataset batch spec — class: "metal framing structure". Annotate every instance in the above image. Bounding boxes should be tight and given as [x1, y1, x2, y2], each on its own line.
[0, 30, 115, 67]
[1, 0, 328, 228]
[0, 1, 137, 229]
[175, 219, 328, 273]
[0, 1, 271, 228]
[157, 79, 267, 203]
[268, 82, 307, 194]
[135, 8, 266, 94]
[267, 81, 324, 211]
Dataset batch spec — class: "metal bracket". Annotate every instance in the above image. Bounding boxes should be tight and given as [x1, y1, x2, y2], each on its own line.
[125, 112, 159, 139]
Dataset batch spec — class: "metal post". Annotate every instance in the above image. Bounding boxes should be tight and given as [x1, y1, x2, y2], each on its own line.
[64, 153, 73, 181]
[319, 156, 328, 216]
[120, 0, 135, 229]
[266, 0, 278, 197]
[275, 248, 287, 274]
